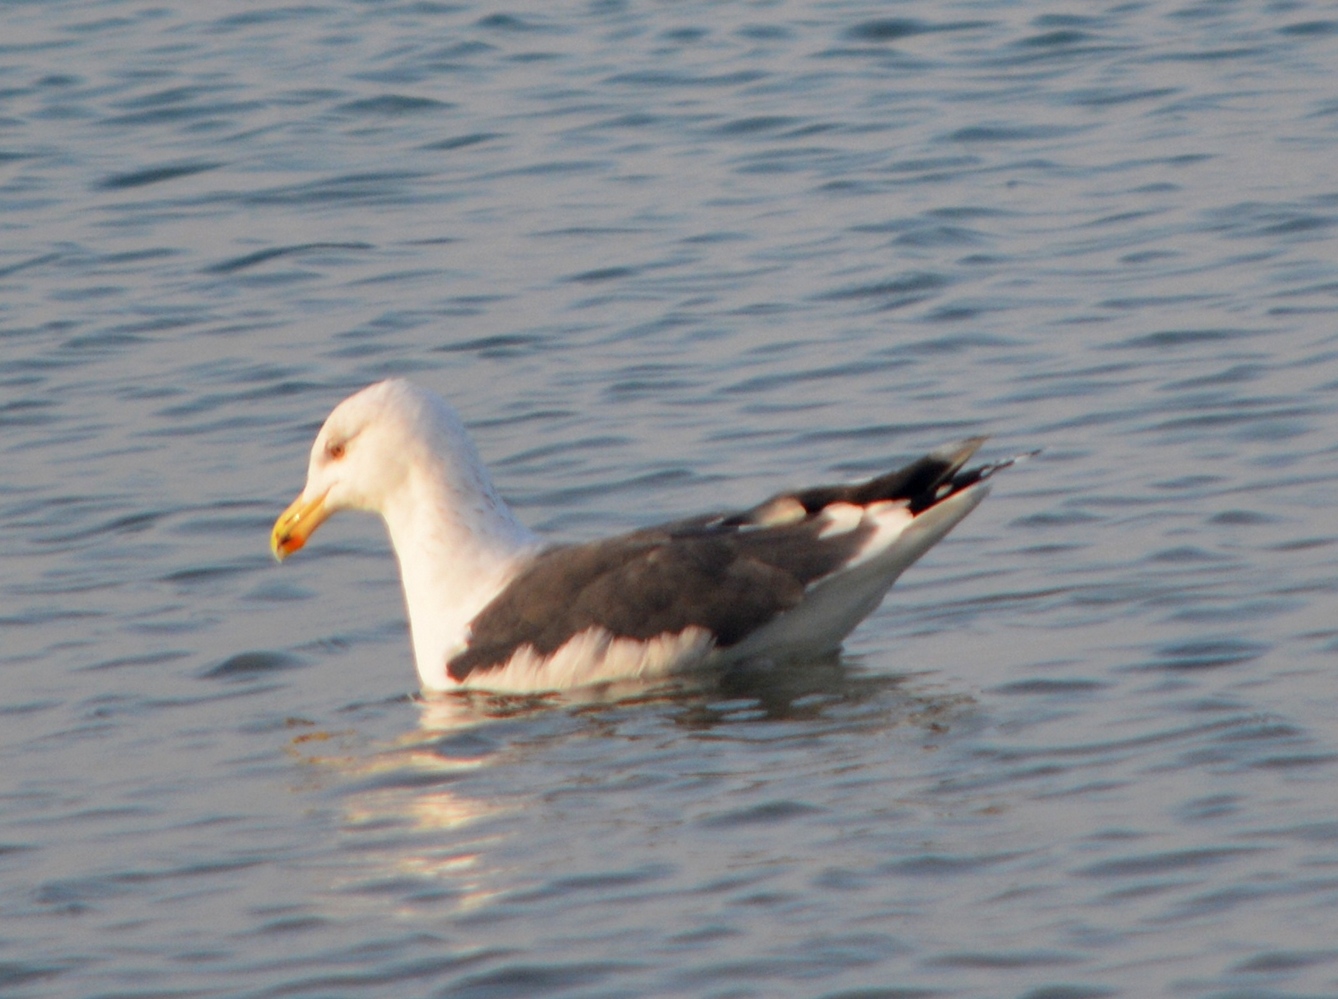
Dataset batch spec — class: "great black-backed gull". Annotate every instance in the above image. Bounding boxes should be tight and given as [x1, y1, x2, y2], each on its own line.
[271, 379, 1019, 692]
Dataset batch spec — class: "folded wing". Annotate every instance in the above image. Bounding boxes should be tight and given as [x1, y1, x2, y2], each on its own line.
[448, 438, 1014, 682]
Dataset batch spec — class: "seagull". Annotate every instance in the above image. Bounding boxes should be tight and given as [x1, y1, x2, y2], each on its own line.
[271, 379, 1019, 693]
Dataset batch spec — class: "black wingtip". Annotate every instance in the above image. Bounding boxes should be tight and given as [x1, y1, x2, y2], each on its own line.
[717, 439, 1034, 527]
[949, 446, 1040, 492]
[926, 436, 989, 476]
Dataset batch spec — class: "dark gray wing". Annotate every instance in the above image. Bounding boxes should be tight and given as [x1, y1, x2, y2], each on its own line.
[446, 516, 871, 681]
[447, 437, 1011, 682]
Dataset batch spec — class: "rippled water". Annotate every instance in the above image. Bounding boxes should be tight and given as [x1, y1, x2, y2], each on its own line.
[4, 1, 1338, 996]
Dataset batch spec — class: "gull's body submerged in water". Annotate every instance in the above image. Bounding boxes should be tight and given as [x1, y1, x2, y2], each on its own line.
[272, 379, 1018, 693]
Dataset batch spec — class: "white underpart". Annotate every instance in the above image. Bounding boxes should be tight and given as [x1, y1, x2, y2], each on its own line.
[463, 626, 716, 693]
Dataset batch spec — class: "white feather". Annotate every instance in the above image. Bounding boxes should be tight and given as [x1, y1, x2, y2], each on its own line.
[464, 627, 716, 693]
[817, 502, 867, 539]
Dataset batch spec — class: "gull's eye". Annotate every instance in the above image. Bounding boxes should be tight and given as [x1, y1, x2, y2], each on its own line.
[327, 441, 346, 460]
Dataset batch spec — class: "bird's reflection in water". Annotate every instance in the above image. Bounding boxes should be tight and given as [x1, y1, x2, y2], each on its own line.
[305, 655, 972, 918]
[669, 654, 951, 729]
[413, 687, 565, 733]
[412, 653, 972, 736]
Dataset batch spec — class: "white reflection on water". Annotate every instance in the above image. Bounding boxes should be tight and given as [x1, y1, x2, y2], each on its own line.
[287, 713, 513, 917]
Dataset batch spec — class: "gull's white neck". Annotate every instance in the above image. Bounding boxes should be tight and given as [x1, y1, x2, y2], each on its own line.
[380, 454, 538, 691]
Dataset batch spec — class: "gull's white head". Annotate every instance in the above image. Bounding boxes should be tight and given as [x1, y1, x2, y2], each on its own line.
[271, 379, 510, 560]
[272, 379, 538, 690]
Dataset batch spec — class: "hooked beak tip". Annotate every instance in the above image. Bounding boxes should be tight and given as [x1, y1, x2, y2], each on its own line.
[271, 491, 328, 562]
[271, 532, 299, 562]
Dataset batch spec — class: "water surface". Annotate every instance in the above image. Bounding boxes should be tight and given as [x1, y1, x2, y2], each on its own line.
[3, 1, 1338, 996]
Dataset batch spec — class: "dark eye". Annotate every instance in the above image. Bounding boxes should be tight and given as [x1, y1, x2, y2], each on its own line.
[327, 441, 346, 460]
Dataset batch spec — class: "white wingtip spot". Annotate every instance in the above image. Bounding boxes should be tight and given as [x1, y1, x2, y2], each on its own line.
[817, 502, 866, 539]
[752, 495, 808, 527]
[842, 499, 915, 569]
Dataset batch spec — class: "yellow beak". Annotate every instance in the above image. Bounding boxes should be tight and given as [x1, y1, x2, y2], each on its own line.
[271, 490, 331, 561]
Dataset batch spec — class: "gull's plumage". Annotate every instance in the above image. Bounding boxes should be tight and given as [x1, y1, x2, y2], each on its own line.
[272, 379, 1017, 692]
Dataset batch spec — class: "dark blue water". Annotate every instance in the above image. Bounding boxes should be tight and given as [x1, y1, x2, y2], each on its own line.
[3, 2, 1338, 996]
